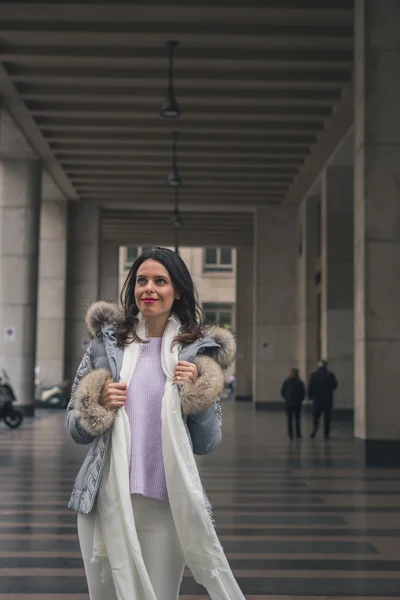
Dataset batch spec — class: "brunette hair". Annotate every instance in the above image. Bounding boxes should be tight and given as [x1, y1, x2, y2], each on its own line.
[116, 247, 204, 347]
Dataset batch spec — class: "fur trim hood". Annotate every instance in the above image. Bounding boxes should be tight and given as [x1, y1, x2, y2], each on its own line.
[85, 300, 236, 368]
[205, 325, 236, 369]
[85, 300, 122, 337]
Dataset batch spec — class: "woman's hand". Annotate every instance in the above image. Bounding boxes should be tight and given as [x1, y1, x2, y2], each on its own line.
[174, 360, 198, 385]
[99, 380, 127, 410]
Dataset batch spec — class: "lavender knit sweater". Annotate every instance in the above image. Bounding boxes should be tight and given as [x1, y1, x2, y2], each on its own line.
[124, 338, 168, 501]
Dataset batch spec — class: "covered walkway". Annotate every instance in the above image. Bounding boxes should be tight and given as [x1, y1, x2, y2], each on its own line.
[1, 402, 399, 599]
[1, 0, 400, 467]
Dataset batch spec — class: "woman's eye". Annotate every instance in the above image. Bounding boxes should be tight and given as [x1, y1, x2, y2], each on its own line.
[156, 278, 166, 285]
[137, 278, 146, 285]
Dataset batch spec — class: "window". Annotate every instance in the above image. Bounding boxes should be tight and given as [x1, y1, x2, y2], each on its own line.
[124, 247, 138, 271]
[124, 246, 152, 271]
[202, 303, 234, 330]
[203, 247, 233, 272]
[126, 247, 138, 263]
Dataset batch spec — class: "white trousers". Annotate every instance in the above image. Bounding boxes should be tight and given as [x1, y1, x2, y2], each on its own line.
[78, 495, 186, 600]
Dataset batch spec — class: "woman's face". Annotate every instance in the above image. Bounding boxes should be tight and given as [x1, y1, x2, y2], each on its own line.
[134, 259, 179, 319]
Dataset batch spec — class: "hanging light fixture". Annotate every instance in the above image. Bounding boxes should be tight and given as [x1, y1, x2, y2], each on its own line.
[172, 187, 182, 254]
[160, 41, 181, 118]
[167, 131, 181, 187]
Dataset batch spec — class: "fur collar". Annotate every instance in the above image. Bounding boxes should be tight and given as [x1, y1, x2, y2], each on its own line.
[85, 300, 236, 368]
[85, 300, 122, 336]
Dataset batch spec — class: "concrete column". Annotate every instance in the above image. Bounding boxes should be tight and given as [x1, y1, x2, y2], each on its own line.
[36, 199, 67, 385]
[354, 0, 400, 465]
[64, 202, 100, 381]
[235, 246, 253, 401]
[253, 205, 298, 408]
[297, 195, 319, 385]
[0, 159, 42, 415]
[99, 241, 120, 303]
[321, 166, 354, 411]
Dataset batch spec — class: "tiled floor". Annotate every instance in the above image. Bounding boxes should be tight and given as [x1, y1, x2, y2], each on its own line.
[1, 401, 400, 598]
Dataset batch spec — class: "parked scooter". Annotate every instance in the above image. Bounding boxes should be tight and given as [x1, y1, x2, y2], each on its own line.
[35, 380, 71, 409]
[0, 369, 24, 428]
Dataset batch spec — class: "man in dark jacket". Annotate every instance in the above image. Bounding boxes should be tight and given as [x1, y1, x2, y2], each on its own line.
[280, 368, 306, 440]
[308, 360, 338, 440]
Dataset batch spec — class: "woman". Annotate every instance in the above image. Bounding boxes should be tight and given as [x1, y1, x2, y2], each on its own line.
[280, 368, 306, 440]
[66, 247, 245, 600]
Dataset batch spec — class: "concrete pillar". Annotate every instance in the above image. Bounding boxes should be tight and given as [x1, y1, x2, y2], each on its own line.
[354, 0, 400, 465]
[99, 241, 119, 303]
[0, 159, 42, 415]
[297, 195, 319, 385]
[64, 202, 100, 381]
[36, 199, 67, 385]
[253, 205, 298, 408]
[321, 166, 354, 411]
[235, 246, 253, 401]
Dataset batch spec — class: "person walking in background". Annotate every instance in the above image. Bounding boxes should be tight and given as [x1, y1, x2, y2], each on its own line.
[308, 360, 338, 440]
[280, 368, 306, 440]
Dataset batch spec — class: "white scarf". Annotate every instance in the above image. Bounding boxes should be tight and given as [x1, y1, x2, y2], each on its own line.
[92, 313, 245, 600]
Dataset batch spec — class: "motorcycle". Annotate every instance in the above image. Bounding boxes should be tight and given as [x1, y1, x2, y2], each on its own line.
[0, 369, 24, 429]
[35, 379, 71, 409]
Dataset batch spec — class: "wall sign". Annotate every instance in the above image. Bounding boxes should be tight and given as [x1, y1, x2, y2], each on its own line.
[4, 326, 16, 343]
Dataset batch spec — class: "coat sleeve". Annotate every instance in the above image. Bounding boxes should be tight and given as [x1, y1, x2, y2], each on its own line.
[65, 341, 98, 445]
[186, 401, 222, 456]
[300, 381, 306, 402]
[331, 373, 339, 390]
[65, 337, 116, 442]
[280, 380, 287, 400]
[307, 375, 314, 400]
[180, 354, 224, 456]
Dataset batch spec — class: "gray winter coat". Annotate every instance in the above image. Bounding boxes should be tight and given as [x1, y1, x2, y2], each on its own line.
[65, 301, 236, 515]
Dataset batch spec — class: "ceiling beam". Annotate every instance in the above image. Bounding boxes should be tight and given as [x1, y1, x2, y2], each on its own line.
[19, 94, 339, 110]
[98, 199, 258, 213]
[67, 170, 296, 179]
[52, 149, 308, 160]
[81, 186, 284, 195]
[284, 80, 353, 205]
[37, 123, 321, 136]
[3, 54, 353, 72]
[7, 65, 351, 81]
[1, 44, 353, 63]
[67, 175, 296, 184]
[84, 191, 284, 202]
[0, 62, 77, 199]
[17, 85, 344, 102]
[9, 72, 349, 90]
[0, 3, 353, 24]
[44, 133, 318, 145]
[101, 209, 253, 218]
[52, 159, 304, 172]
[26, 103, 332, 120]
[75, 181, 290, 190]
[60, 157, 303, 167]
[95, 200, 267, 213]
[0, 31, 353, 51]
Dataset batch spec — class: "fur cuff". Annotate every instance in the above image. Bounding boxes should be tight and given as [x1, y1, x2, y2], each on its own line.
[179, 355, 224, 416]
[74, 368, 116, 437]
